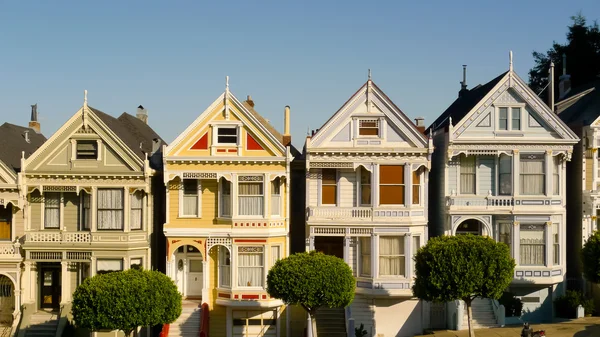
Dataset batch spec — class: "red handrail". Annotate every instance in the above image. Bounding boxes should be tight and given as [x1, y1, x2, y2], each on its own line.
[159, 323, 170, 337]
[199, 303, 209, 337]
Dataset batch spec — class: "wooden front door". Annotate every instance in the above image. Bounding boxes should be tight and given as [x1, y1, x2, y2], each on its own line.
[0, 206, 12, 241]
[314, 236, 344, 259]
[40, 264, 61, 310]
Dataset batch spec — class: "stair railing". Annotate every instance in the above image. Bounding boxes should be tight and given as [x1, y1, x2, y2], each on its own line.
[199, 303, 209, 337]
[344, 306, 354, 337]
[491, 299, 505, 327]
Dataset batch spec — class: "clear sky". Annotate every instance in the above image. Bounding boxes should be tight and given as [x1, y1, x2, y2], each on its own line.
[1, 1, 599, 148]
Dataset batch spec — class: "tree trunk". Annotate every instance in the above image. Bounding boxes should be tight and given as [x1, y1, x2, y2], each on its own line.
[465, 298, 475, 337]
[310, 311, 318, 337]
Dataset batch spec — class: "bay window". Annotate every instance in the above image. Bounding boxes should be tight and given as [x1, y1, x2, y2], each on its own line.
[499, 107, 508, 130]
[360, 167, 371, 206]
[553, 156, 560, 195]
[321, 169, 337, 205]
[412, 171, 420, 204]
[97, 189, 124, 230]
[379, 236, 405, 277]
[182, 179, 199, 217]
[80, 193, 91, 230]
[220, 178, 231, 217]
[271, 178, 281, 216]
[271, 246, 281, 266]
[238, 176, 264, 216]
[553, 223, 559, 265]
[379, 165, 404, 205]
[359, 237, 371, 277]
[97, 259, 123, 274]
[499, 155, 512, 195]
[460, 155, 476, 194]
[44, 192, 60, 229]
[130, 191, 143, 230]
[219, 246, 231, 287]
[130, 258, 143, 270]
[520, 224, 545, 266]
[238, 246, 264, 287]
[520, 154, 545, 195]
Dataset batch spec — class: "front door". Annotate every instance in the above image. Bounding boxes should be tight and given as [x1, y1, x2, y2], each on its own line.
[314, 236, 344, 259]
[40, 264, 61, 310]
[186, 259, 203, 297]
[0, 206, 12, 241]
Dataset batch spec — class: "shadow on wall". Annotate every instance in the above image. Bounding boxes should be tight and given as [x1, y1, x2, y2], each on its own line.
[508, 280, 563, 325]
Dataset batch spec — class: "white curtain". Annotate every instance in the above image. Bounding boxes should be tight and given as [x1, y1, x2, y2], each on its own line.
[183, 195, 198, 216]
[271, 246, 280, 266]
[520, 158, 545, 195]
[238, 249, 263, 287]
[553, 223, 559, 265]
[379, 236, 405, 276]
[499, 155, 512, 195]
[499, 223, 511, 252]
[130, 192, 143, 230]
[97, 259, 123, 274]
[44, 193, 60, 229]
[219, 246, 231, 287]
[360, 238, 371, 277]
[81, 193, 91, 230]
[460, 156, 475, 194]
[520, 226, 545, 265]
[271, 179, 281, 216]
[97, 189, 124, 230]
[238, 182, 264, 216]
[553, 157, 560, 195]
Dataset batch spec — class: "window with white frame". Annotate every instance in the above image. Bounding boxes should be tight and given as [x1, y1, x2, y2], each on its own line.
[359, 237, 371, 277]
[321, 169, 337, 205]
[358, 119, 379, 136]
[499, 155, 512, 195]
[130, 258, 143, 270]
[219, 246, 231, 287]
[520, 224, 546, 266]
[44, 192, 60, 229]
[238, 246, 264, 287]
[130, 191, 143, 230]
[76, 140, 98, 160]
[499, 223, 512, 254]
[271, 178, 281, 216]
[182, 179, 199, 217]
[460, 155, 476, 194]
[412, 171, 421, 205]
[412, 236, 420, 255]
[379, 165, 404, 205]
[498, 107, 522, 131]
[511, 108, 521, 130]
[220, 178, 231, 217]
[271, 246, 281, 267]
[379, 236, 405, 277]
[553, 156, 560, 195]
[80, 193, 91, 230]
[97, 189, 124, 230]
[217, 127, 238, 144]
[360, 167, 371, 206]
[553, 223, 559, 265]
[238, 176, 264, 216]
[520, 154, 545, 195]
[97, 259, 123, 274]
[77, 262, 90, 286]
[499, 107, 509, 130]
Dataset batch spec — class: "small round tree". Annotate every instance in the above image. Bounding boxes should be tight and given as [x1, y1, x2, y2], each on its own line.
[72, 268, 182, 337]
[412, 235, 515, 337]
[267, 251, 355, 337]
[582, 231, 600, 283]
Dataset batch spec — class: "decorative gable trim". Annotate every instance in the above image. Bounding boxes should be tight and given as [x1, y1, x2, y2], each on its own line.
[0, 161, 17, 184]
[246, 134, 265, 151]
[190, 133, 209, 150]
[476, 113, 491, 127]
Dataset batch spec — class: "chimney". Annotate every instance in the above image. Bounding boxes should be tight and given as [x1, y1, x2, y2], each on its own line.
[414, 117, 426, 135]
[548, 62, 555, 112]
[29, 104, 41, 133]
[246, 95, 255, 108]
[282, 106, 291, 146]
[559, 54, 571, 99]
[151, 138, 162, 154]
[23, 130, 30, 143]
[459, 65, 468, 97]
[136, 105, 148, 124]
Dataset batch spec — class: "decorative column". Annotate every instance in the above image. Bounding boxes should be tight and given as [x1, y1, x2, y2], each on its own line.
[371, 234, 379, 279]
[90, 257, 97, 277]
[546, 221, 553, 268]
[232, 174, 238, 217]
[308, 235, 315, 251]
[545, 151, 552, 197]
[91, 187, 98, 232]
[22, 261, 32, 303]
[182, 258, 188, 296]
[263, 174, 270, 217]
[405, 164, 412, 208]
[512, 222, 520, 265]
[372, 164, 380, 207]
[405, 233, 412, 279]
[343, 235, 351, 267]
[61, 261, 70, 303]
[512, 150, 519, 197]
[202, 259, 209, 301]
[124, 187, 130, 232]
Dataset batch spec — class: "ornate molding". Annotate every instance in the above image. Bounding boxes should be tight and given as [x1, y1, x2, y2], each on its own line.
[309, 153, 429, 163]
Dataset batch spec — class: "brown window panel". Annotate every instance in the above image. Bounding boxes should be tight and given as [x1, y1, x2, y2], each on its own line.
[412, 185, 420, 205]
[380, 165, 404, 184]
[322, 169, 337, 184]
[322, 185, 337, 205]
[379, 185, 405, 205]
[359, 127, 379, 136]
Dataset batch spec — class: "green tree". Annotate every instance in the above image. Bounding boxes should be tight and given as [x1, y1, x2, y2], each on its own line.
[581, 231, 600, 283]
[72, 268, 182, 337]
[412, 235, 515, 337]
[266, 251, 355, 337]
[529, 14, 600, 100]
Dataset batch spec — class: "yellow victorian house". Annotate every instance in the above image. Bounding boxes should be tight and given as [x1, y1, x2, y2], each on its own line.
[163, 79, 294, 337]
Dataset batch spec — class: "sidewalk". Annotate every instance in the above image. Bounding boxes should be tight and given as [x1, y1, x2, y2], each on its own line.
[417, 317, 600, 337]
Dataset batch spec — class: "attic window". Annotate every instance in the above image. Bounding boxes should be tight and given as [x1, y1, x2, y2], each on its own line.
[217, 127, 238, 144]
[359, 119, 379, 136]
[76, 141, 98, 160]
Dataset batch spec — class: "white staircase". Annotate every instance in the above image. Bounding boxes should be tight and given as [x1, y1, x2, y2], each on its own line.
[461, 298, 498, 329]
[169, 302, 202, 337]
[24, 311, 59, 337]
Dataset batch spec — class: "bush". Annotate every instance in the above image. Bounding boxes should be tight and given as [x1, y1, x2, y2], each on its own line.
[554, 290, 594, 318]
[498, 292, 523, 317]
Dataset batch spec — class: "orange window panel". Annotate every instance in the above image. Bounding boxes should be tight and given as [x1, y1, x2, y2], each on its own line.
[380, 166, 404, 184]
[412, 171, 420, 205]
[379, 185, 405, 205]
[322, 169, 337, 205]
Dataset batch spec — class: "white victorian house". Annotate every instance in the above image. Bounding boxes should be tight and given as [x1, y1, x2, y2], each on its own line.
[304, 78, 433, 337]
[427, 58, 579, 326]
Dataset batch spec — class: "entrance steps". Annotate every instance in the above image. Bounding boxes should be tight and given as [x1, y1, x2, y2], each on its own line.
[168, 301, 202, 337]
[23, 311, 59, 337]
[315, 307, 346, 337]
[462, 298, 499, 329]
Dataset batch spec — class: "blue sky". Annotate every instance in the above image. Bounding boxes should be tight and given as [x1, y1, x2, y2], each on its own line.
[1, 0, 599, 147]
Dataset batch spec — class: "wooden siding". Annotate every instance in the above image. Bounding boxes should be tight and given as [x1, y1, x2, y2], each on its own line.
[13, 208, 24, 239]
[586, 152, 594, 191]
[339, 169, 357, 207]
[308, 169, 319, 207]
[351, 294, 375, 337]
[447, 157, 458, 195]
[167, 178, 223, 228]
[63, 192, 79, 232]
[29, 191, 42, 231]
[478, 156, 495, 195]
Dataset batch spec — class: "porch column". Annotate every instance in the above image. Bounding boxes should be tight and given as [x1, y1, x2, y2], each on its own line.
[372, 164, 380, 207]
[343, 235, 351, 267]
[545, 151, 552, 197]
[202, 259, 209, 301]
[90, 257, 97, 277]
[91, 187, 98, 232]
[22, 261, 32, 303]
[182, 258, 188, 296]
[166, 257, 173, 280]
[124, 187, 130, 232]
[61, 261, 70, 303]
[308, 235, 315, 251]
[371, 234, 379, 279]
[14, 268, 21, 314]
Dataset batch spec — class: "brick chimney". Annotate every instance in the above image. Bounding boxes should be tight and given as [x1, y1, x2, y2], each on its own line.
[136, 105, 148, 124]
[283, 106, 291, 146]
[458, 65, 468, 98]
[29, 104, 41, 133]
[414, 117, 426, 134]
[246, 95, 255, 108]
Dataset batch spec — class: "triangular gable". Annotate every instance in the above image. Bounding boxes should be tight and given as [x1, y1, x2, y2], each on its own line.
[24, 106, 145, 172]
[452, 72, 578, 141]
[167, 91, 286, 158]
[309, 80, 428, 148]
[0, 161, 16, 185]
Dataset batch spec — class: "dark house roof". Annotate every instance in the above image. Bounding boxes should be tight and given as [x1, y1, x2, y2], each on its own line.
[556, 78, 600, 126]
[89, 107, 167, 160]
[427, 71, 508, 133]
[0, 123, 46, 173]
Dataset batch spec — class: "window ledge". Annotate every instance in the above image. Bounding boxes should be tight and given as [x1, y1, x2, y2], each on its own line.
[177, 216, 201, 219]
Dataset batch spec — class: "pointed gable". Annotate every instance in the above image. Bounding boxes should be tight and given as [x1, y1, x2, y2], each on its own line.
[309, 80, 428, 149]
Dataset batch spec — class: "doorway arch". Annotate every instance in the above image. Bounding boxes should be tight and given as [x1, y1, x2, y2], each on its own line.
[452, 216, 492, 236]
[0, 275, 15, 325]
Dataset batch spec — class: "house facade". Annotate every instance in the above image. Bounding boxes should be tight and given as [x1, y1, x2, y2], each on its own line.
[304, 79, 433, 337]
[428, 60, 579, 325]
[18, 96, 164, 334]
[0, 115, 46, 329]
[163, 83, 294, 337]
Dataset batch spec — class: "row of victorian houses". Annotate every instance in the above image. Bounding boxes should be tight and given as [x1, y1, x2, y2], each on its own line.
[0, 54, 599, 337]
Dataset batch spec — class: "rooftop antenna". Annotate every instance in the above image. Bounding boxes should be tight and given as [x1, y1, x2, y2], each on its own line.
[368, 69, 372, 81]
[224, 76, 230, 120]
[509, 50, 513, 72]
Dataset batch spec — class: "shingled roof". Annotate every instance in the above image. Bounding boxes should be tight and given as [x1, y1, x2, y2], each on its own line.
[556, 78, 600, 126]
[427, 71, 508, 132]
[0, 123, 46, 173]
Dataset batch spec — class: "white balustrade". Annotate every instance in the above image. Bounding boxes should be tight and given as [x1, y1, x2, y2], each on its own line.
[27, 231, 145, 243]
[448, 196, 514, 208]
[0, 243, 17, 255]
[309, 207, 372, 220]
